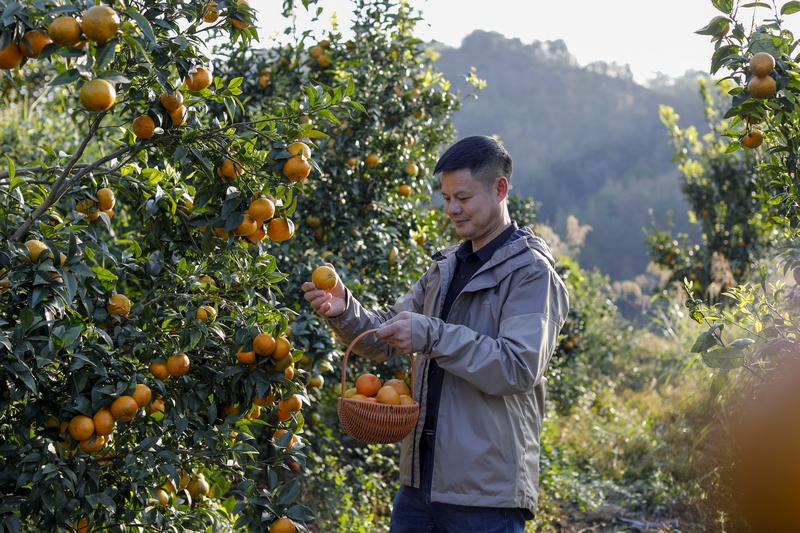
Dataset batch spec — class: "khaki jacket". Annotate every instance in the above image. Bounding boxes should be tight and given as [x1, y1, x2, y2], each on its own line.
[328, 226, 569, 516]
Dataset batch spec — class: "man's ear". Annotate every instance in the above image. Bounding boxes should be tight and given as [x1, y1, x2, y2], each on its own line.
[496, 176, 509, 202]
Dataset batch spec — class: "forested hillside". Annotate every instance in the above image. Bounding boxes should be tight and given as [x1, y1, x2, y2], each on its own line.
[434, 30, 709, 281]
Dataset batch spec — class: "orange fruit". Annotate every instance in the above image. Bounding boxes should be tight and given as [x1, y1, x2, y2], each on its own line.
[384, 378, 410, 397]
[0, 41, 22, 70]
[283, 155, 311, 182]
[276, 410, 292, 422]
[156, 488, 169, 506]
[48, 16, 82, 47]
[743, 129, 764, 149]
[750, 52, 776, 77]
[81, 5, 121, 43]
[150, 361, 170, 380]
[187, 475, 210, 499]
[185, 67, 213, 91]
[287, 141, 311, 158]
[399, 395, 415, 406]
[345, 157, 357, 167]
[253, 389, 276, 406]
[356, 374, 381, 397]
[284, 364, 295, 380]
[222, 404, 240, 418]
[317, 55, 331, 68]
[96, 187, 115, 210]
[365, 153, 380, 167]
[24, 240, 49, 262]
[247, 225, 266, 243]
[146, 396, 165, 415]
[79, 435, 105, 454]
[166, 353, 190, 377]
[270, 517, 296, 533]
[0, 275, 9, 293]
[198, 275, 216, 288]
[398, 184, 412, 197]
[258, 74, 269, 88]
[351, 393, 368, 401]
[80, 79, 117, 112]
[131, 384, 152, 408]
[203, 1, 220, 23]
[168, 105, 187, 127]
[309, 45, 323, 58]
[110, 395, 139, 422]
[107, 294, 131, 316]
[76, 199, 99, 220]
[376, 385, 401, 405]
[160, 91, 184, 111]
[344, 387, 358, 398]
[93, 409, 116, 436]
[237, 345, 256, 364]
[306, 215, 321, 227]
[132, 115, 155, 139]
[277, 394, 302, 413]
[230, 0, 251, 29]
[267, 217, 294, 242]
[272, 337, 291, 360]
[405, 162, 419, 176]
[68, 415, 95, 441]
[232, 214, 257, 237]
[249, 197, 275, 222]
[195, 305, 217, 323]
[219, 158, 244, 179]
[254, 333, 276, 356]
[311, 265, 337, 291]
[748, 75, 776, 99]
[20, 31, 52, 59]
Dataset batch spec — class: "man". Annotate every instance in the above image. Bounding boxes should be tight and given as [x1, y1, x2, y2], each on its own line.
[302, 135, 569, 532]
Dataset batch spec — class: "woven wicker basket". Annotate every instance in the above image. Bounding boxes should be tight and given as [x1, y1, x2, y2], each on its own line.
[337, 328, 420, 444]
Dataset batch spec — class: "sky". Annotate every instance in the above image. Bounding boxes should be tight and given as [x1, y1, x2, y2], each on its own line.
[251, 0, 800, 84]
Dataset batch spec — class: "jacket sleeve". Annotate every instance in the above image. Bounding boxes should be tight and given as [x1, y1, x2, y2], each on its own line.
[326, 267, 431, 362]
[409, 263, 569, 396]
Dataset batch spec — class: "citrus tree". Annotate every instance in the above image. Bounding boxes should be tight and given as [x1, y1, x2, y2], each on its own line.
[0, 1, 361, 531]
[207, 1, 485, 528]
[678, 1, 800, 399]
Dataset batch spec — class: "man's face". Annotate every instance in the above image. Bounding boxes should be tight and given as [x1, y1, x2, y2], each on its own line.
[440, 168, 506, 247]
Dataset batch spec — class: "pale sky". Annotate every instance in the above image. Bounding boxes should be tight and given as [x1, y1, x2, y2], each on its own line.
[251, 0, 800, 84]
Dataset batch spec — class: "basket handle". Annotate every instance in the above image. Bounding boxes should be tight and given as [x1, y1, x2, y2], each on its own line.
[340, 328, 415, 400]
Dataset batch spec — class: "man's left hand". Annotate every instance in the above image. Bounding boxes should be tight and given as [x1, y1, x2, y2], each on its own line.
[375, 311, 415, 354]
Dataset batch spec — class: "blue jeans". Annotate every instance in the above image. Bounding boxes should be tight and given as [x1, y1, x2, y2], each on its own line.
[389, 446, 526, 533]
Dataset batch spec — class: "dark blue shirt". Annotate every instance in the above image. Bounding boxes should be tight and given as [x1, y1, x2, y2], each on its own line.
[422, 223, 517, 437]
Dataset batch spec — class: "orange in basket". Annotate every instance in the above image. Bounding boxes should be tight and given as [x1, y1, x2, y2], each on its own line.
[337, 329, 420, 444]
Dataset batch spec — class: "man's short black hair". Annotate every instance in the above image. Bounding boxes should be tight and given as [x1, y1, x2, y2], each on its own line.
[433, 135, 513, 190]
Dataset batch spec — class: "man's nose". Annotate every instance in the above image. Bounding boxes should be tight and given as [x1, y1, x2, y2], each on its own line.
[446, 201, 460, 215]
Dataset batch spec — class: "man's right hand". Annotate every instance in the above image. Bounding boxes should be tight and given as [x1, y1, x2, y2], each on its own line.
[302, 263, 347, 317]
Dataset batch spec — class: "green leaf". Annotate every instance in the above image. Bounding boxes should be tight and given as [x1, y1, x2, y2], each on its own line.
[19, 307, 34, 332]
[49, 68, 81, 87]
[95, 39, 118, 71]
[5, 156, 15, 181]
[782, 1, 800, 13]
[712, 0, 734, 12]
[710, 370, 730, 398]
[695, 16, 731, 36]
[710, 44, 739, 74]
[725, 140, 741, 153]
[90, 266, 118, 291]
[691, 324, 725, 352]
[344, 99, 366, 113]
[702, 347, 745, 369]
[124, 8, 156, 44]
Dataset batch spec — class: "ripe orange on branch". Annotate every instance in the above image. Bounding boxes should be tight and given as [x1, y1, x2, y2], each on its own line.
[0, 41, 22, 70]
[97, 188, 115, 210]
[160, 91, 184, 111]
[249, 197, 275, 222]
[254, 333, 276, 356]
[132, 384, 152, 408]
[107, 294, 131, 316]
[80, 79, 117, 112]
[20, 31, 52, 59]
[312, 265, 337, 291]
[68, 415, 95, 441]
[749, 52, 776, 77]
[743, 129, 764, 149]
[748, 75, 776, 100]
[81, 5, 121, 43]
[150, 361, 170, 380]
[93, 409, 116, 436]
[24, 240, 49, 262]
[133, 115, 156, 139]
[287, 141, 311, 158]
[48, 16, 82, 47]
[110, 395, 139, 422]
[267, 217, 295, 241]
[185, 67, 213, 91]
[283, 155, 311, 182]
[237, 346, 257, 364]
[166, 353, 191, 376]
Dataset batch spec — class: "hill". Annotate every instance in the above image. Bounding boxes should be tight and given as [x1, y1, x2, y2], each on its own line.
[434, 30, 709, 281]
